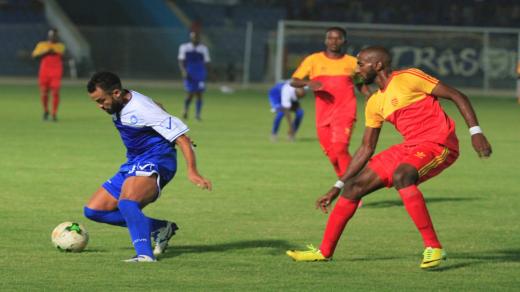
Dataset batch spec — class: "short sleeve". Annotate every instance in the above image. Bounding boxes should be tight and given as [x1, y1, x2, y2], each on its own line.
[53, 43, 65, 55]
[151, 115, 189, 142]
[347, 56, 358, 77]
[406, 69, 439, 95]
[364, 95, 384, 128]
[291, 55, 312, 79]
[133, 93, 190, 142]
[31, 42, 47, 57]
[178, 44, 186, 60]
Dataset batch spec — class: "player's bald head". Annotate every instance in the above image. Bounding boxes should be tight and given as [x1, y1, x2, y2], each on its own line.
[326, 27, 346, 40]
[48, 28, 58, 41]
[359, 46, 392, 69]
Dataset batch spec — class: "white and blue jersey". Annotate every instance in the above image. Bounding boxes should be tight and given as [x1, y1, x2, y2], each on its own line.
[268, 81, 299, 111]
[178, 42, 210, 92]
[102, 90, 189, 199]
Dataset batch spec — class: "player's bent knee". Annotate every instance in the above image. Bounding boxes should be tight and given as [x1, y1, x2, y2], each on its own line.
[342, 180, 366, 200]
[392, 166, 418, 189]
[120, 175, 159, 205]
[86, 187, 119, 210]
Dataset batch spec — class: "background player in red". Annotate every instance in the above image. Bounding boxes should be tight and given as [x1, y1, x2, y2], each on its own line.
[291, 27, 369, 179]
[286, 46, 492, 269]
[32, 28, 65, 121]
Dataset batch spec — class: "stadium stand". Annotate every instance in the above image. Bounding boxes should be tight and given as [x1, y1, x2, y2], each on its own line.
[0, 0, 47, 75]
[0, 0, 517, 80]
[56, 0, 186, 78]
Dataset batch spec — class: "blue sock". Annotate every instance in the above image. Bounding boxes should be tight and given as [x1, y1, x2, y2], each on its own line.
[272, 111, 284, 135]
[118, 199, 154, 258]
[184, 97, 192, 113]
[293, 108, 304, 133]
[195, 98, 203, 119]
[83, 206, 166, 232]
[83, 206, 127, 227]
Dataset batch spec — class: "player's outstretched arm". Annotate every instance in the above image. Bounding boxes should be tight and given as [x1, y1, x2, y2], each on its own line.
[432, 82, 492, 158]
[290, 78, 322, 91]
[31, 43, 48, 58]
[316, 127, 381, 213]
[175, 134, 212, 190]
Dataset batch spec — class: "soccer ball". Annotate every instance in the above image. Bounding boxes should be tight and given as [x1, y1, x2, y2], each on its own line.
[51, 222, 89, 252]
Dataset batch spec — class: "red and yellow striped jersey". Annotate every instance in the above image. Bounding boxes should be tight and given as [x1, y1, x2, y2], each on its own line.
[365, 68, 457, 149]
[292, 52, 357, 126]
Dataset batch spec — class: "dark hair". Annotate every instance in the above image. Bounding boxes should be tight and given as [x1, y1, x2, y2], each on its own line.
[87, 71, 122, 93]
[326, 26, 347, 39]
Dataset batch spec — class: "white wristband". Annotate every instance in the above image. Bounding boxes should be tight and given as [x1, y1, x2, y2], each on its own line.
[469, 126, 483, 136]
[334, 180, 345, 189]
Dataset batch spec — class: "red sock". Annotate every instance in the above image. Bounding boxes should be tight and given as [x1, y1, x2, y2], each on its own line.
[332, 142, 352, 176]
[398, 185, 441, 248]
[319, 196, 359, 258]
[51, 88, 60, 116]
[40, 92, 49, 113]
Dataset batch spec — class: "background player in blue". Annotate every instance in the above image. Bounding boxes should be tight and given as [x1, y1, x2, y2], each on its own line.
[178, 31, 211, 121]
[84, 72, 212, 262]
[269, 81, 306, 142]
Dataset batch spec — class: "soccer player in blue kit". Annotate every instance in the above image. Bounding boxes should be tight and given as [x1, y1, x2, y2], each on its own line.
[269, 81, 305, 141]
[83, 72, 212, 262]
[178, 31, 211, 120]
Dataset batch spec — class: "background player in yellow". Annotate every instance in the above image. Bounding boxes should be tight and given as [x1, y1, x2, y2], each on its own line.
[32, 28, 65, 121]
[291, 27, 369, 179]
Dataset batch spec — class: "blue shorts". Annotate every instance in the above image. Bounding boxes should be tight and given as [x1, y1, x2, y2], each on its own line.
[184, 78, 206, 93]
[102, 153, 177, 200]
[268, 94, 281, 110]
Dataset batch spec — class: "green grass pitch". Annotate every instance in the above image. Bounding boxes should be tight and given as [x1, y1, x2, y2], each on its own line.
[0, 82, 519, 291]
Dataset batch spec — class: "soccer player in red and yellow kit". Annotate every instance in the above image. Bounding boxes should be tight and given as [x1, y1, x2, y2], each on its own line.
[32, 28, 65, 121]
[286, 46, 492, 269]
[291, 27, 369, 178]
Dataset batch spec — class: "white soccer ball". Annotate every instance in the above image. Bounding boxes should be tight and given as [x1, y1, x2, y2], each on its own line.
[51, 222, 89, 252]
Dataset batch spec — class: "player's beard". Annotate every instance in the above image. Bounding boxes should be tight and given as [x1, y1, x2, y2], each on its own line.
[363, 70, 377, 85]
[105, 101, 123, 114]
[105, 91, 127, 114]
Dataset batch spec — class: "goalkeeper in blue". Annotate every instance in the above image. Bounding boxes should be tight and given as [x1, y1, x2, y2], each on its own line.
[83, 71, 212, 262]
[269, 81, 306, 141]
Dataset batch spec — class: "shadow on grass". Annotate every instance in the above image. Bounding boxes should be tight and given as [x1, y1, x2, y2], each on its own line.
[347, 255, 404, 262]
[295, 137, 318, 143]
[363, 197, 477, 209]
[79, 248, 109, 253]
[428, 248, 520, 272]
[160, 239, 294, 259]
